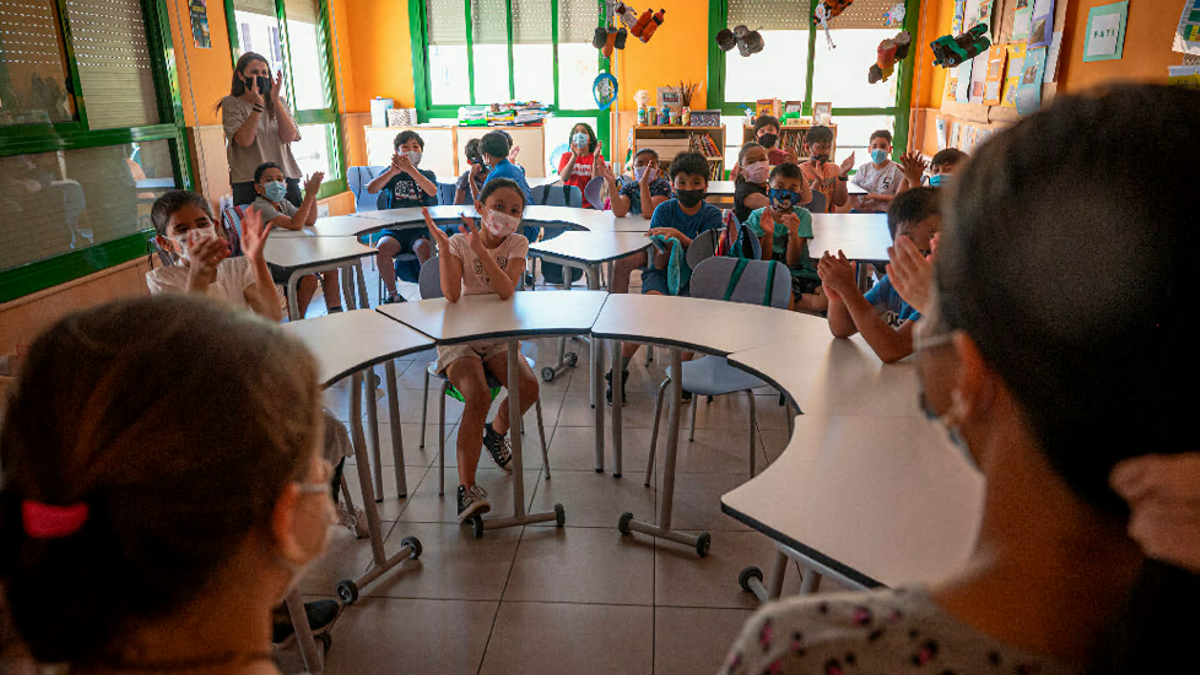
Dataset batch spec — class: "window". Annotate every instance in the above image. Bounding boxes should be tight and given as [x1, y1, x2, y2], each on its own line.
[710, 0, 917, 170]
[228, 0, 344, 197]
[0, 0, 187, 302]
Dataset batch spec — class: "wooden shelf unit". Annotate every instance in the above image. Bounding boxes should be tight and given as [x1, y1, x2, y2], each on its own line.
[741, 123, 837, 162]
[632, 125, 726, 180]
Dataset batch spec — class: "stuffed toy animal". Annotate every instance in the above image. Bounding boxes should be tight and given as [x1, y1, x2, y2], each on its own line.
[868, 30, 911, 83]
[716, 25, 764, 56]
[930, 24, 991, 68]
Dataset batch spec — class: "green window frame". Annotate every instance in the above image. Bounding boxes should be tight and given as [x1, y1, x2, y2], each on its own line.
[224, 0, 347, 200]
[407, 0, 611, 157]
[0, 0, 191, 304]
[706, 0, 921, 161]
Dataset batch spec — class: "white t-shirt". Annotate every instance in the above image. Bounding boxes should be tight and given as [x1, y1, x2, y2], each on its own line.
[852, 160, 904, 212]
[145, 256, 257, 309]
[448, 232, 528, 296]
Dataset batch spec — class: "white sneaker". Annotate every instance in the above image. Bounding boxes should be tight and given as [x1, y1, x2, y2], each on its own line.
[337, 501, 369, 539]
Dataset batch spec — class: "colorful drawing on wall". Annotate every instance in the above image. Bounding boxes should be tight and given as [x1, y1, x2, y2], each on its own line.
[976, 0, 997, 40]
[1001, 42, 1026, 107]
[952, 0, 967, 35]
[982, 44, 1006, 105]
[1174, 0, 1200, 55]
[936, 117, 947, 150]
[956, 61, 972, 102]
[950, 121, 963, 149]
[189, 0, 211, 49]
[1045, 31, 1063, 83]
[1012, 8, 1032, 41]
[1084, 2, 1129, 62]
[1016, 45, 1047, 115]
[1029, 0, 1056, 49]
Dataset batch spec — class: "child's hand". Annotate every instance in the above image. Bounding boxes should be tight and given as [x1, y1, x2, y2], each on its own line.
[759, 207, 776, 239]
[784, 148, 801, 164]
[781, 212, 802, 234]
[390, 151, 403, 173]
[1111, 454, 1200, 573]
[185, 232, 232, 275]
[594, 155, 613, 181]
[459, 214, 487, 256]
[929, 232, 941, 261]
[272, 70, 285, 102]
[239, 207, 274, 265]
[886, 235, 934, 315]
[396, 153, 415, 175]
[647, 226, 684, 242]
[900, 150, 927, 184]
[304, 171, 324, 197]
[729, 163, 742, 182]
[817, 250, 857, 299]
[470, 162, 484, 179]
[510, 145, 521, 163]
[839, 151, 856, 177]
[422, 207, 451, 253]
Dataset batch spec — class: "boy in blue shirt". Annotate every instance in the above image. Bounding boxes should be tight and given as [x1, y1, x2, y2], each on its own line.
[817, 187, 940, 363]
[607, 152, 722, 403]
[366, 130, 439, 303]
[480, 130, 532, 204]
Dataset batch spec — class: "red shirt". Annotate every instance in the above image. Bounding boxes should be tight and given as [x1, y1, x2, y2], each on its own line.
[558, 152, 597, 208]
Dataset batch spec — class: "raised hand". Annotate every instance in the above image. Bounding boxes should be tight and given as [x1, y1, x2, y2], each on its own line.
[395, 153, 415, 175]
[900, 150, 927, 184]
[244, 73, 265, 107]
[885, 235, 934, 314]
[390, 151, 403, 173]
[781, 212, 802, 234]
[1111, 454, 1200, 573]
[510, 145, 521, 163]
[459, 213, 487, 256]
[239, 207, 274, 265]
[839, 151, 856, 176]
[272, 70, 285, 101]
[759, 207, 776, 239]
[594, 154, 613, 180]
[470, 161, 484, 179]
[422, 207, 452, 253]
[304, 171, 325, 196]
[784, 148, 801, 164]
[817, 250, 857, 299]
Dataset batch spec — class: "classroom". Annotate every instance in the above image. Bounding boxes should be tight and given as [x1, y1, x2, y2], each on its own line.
[0, 0, 1197, 673]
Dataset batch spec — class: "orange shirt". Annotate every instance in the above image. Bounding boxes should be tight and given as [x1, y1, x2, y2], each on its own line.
[799, 161, 842, 213]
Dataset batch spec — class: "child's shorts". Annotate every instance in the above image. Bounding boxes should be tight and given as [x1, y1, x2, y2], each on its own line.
[639, 268, 691, 297]
[436, 339, 510, 374]
[791, 275, 822, 298]
[379, 227, 432, 254]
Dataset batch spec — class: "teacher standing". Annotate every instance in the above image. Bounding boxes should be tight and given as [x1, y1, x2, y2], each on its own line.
[219, 52, 304, 207]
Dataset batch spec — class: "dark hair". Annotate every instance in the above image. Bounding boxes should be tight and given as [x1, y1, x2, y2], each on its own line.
[633, 147, 659, 163]
[930, 148, 967, 168]
[478, 177, 527, 211]
[735, 142, 766, 184]
[393, 130, 425, 151]
[480, 131, 511, 160]
[668, 152, 711, 182]
[753, 115, 780, 134]
[464, 138, 483, 164]
[0, 296, 320, 665]
[569, 123, 598, 154]
[933, 85, 1199, 672]
[870, 129, 893, 144]
[805, 125, 834, 147]
[253, 161, 283, 184]
[886, 186, 940, 239]
[150, 190, 213, 237]
[217, 51, 273, 114]
[768, 161, 804, 183]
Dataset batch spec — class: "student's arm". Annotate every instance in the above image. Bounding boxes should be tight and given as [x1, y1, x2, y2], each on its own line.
[367, 154, 400, 194]
[753, 208, 776, 259]
[820, 251, 914, 362]
[297, 172, 324, 228]
[818, 251, 861, 339]
[896, 150, 926, 195]
[396, 156, 437, 196]
[782, 213, 805, 268]
[644, 194, 669, 219]
[183, 236, 232, 294]
[273, 75, 300, 143]
[224, 97, 262, 148]
[597, 161, 629, 216]
[559, 152, 577, 182]
[460, 215, 518, 300]
[238, 208, 284, 323]
[423, 208, 463, 302]
[832, 154, 854, 208]
[743, 191, 770, 214]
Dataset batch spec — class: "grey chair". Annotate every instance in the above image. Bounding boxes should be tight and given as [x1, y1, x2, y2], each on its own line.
[645, 257, 793, 485]
[415, 257, 551, 496]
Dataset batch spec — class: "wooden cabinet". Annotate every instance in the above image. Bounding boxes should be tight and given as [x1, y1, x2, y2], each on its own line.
[364, 125, 547, 180]
[631, 125, 726, 180]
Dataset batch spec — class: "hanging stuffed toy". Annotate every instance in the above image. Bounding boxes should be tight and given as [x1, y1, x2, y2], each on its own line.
[931, 23, 991, 68]
[631, 8, 665, 43]
[593, 72, 618, 111]
[813, 0, 854, 48]
[614, 2, 639, 30]
[593, 26, 628, 59]
[715, 25, 764, 56]
[883, 1, 906, 28]
[868, 30, 911, 83]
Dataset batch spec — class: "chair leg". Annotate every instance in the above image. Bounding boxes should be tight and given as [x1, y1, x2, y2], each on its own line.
[688, 393, 698, 441]
[746, 390, 757, 477]
[340, 472, 356, 510]
[420, 367, 430, 449]
[645, 345, 653, 365]
[536, 399, 550, 480]
[646, 377, 669, 487]
[786, 399, 794, 438]
[438, 380, 449, 496]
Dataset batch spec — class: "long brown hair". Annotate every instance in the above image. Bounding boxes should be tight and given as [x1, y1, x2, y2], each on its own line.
[216, 51, 273, 115]
[0, 296, 321, 665]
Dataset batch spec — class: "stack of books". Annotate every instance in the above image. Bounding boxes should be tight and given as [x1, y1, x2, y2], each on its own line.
[485, 101, 551, 126]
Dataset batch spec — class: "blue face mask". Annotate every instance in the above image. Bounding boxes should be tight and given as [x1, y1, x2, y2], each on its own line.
[870, 148, 888, 164]
[572, 132, 589, 150]
[263, 180, 288, 202]
[768, 187, 802, 212]
[928, 173, 949, 187]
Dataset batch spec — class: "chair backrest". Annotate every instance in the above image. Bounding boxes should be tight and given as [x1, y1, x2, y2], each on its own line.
[149, 238, 175, 267]
[686, 229, 719, 269]
[802, 191, 826, 214]
[437, 181, 457, 205]
[220, 205, 245, 257]
[348, 165, 389, 212]
[689, 257, 791, 309]
[530, 183, 582, 207]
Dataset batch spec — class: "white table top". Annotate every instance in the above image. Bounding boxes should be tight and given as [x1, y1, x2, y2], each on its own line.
[721, 413, 984, 588]
[264, 236, 377, 269]
[528, 231, 653, 265]
[810, 213, 892, 262]
[311, 205, 652, 237]
[279, 310, 434, 386]
[590, 294, 829, 356]
[376, 290, 609, 344]
[708, 180, 868, 197]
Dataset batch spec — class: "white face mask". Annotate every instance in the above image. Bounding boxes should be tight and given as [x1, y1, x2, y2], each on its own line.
[276, 478, 336, 602]
[483, 208, 521, 237]
[172, 225, 216, 261]
[633, 165, 657, 182]
[405, 150, 422, 167]
[743, 160, 770, 183]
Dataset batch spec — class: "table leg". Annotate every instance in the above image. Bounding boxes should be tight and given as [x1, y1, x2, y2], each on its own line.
[740, 547, 789, 605]
[340, 265, 357, 311]
[855, 262, 870, 292]
[593, 334, 605, 473]
[385, 359, 407, 498]
[287, 271, 301, 321]
[481, 338, 564, 533]
[365, 366, 384, 501]
[546, 257, 589, 385]
[610, 339, 623, 478]
[285, 588, 323, 674]
[355, 261, 371, 309]
[618, 349, 711, 557]
[348, 373, 386, 562]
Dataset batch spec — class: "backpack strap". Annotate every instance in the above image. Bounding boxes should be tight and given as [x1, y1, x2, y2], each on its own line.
[562, 184, 572, 206]
[723, 258, 750, 301]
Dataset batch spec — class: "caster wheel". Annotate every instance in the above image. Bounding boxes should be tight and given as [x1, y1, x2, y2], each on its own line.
[335, 579, 360, 605]
[472, 516, 485, 539]
[696, 532, 712, 557]
[618, 511, 634, 535]
[401, 535, 423, 559]
[372, 373, 381, 388]
[555, 503, 566, 527]
[565, 352, 579, 367]
[739, 566, 764, 593]
[316, 632, 332, 651]
[541, 366, 556, 383]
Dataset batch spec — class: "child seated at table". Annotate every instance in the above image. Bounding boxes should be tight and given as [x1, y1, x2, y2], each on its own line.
[799, 125, 853, 213]
[732, 142, 770, 224]
[851, 129, 904, 213]
[607, 152, 723, 404]
[421, 178, 538, 522]
[558, 122, 602, 208]
[898, 148, 969, 193]
[753, 115, 800, 166]
[481, 130, 533, 204]
[817, 187, 940, 363]
[367, 130, 439, 304]
[742, 162, 826, 314]
[250, 161, 342, 316]
[598, 147, 672, 219]
[455, 138, 490, 205]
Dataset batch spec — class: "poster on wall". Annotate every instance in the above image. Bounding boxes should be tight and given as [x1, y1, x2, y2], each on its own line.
[953, 0, 967, 35]
[936, 117, 948, 150]
[969, 43, 990, 103]
[951, 121, 963, 149]
[1012, 0, 1033, 41]
[976, 0, 998, 40]
[1174, 0, 1200, 55]
[1029, 0, 1057, 49]
[956, 61, 973, 102]
[1016, 46, 1048, 115]
[189, 0, 211, 49]
[1045, 31, 1064, 82]
[982, 44, 1007, 105]
[1001, 42, 1027, 107]
[1084, 2, 1129, 62]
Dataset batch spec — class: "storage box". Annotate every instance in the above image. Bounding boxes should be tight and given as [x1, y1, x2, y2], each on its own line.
[387, 108, 418, 127]
[688, 109, 721, 127]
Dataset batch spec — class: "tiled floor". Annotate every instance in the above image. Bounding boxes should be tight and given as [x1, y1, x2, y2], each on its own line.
[287, 266, 842, 675]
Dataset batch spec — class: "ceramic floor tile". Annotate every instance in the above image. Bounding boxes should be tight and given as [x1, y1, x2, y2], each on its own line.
[398, 466, 541, 525]
[342, 464, 428, 520]
[655, 531, 804, 609]
[544, 424, 656, 474]
[345, 421, 458, 469]
[503, 527, 654, 605]
[479, 602, 653, 675]
[359, 521, 522, 602]
[655, 472, 754, 532]
[753, 394, 794, 430]
[654, 606, 754, 675]
[558, 391, 665, 428]
[759, 427, 793, 463]
[323, 598, 497, 675]
[527, 469, 655, 529]
[372, 385, 465, 427]
[298, 519, 396, 596]
[654, 426, 771, 477]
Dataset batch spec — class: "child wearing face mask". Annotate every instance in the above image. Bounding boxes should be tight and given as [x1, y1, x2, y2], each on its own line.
[480, 130, 533, 204]
[558, 123, 602, 208]
[897, 148, 968, 193]
[455, 138, 490, 205]
[742, 162, 826, 313]
[367, 130, 440, 304]
[753, 115, 800, 166]
[597, 147, 672, 219]
[851, 129, 904, 213]
[249, 162, 343, 317]
[421, 178, 538, 522]
[799, 125, 853, 213]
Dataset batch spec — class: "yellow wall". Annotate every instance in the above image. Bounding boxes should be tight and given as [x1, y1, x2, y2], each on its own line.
[165, 0, 234, 127]
[611, 3, 711, 111]
[1058, 0, 1182, 93]
[336, 0, 416, 112]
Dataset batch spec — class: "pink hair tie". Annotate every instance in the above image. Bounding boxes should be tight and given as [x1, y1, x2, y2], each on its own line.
[21, 500, 89, 539]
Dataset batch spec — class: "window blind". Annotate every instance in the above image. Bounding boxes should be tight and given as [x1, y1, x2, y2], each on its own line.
[0, 0, 76, 124]
[557, 0, 598, 44]
[470, 0, 508, 45]
[234, 0, 276, 18]
[283, 0, 317, 25]
[426, 0, 466, 46]
[63, 0, 158, 130]
[727, 0, 812, 31]
[512, 0, 551, 43]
